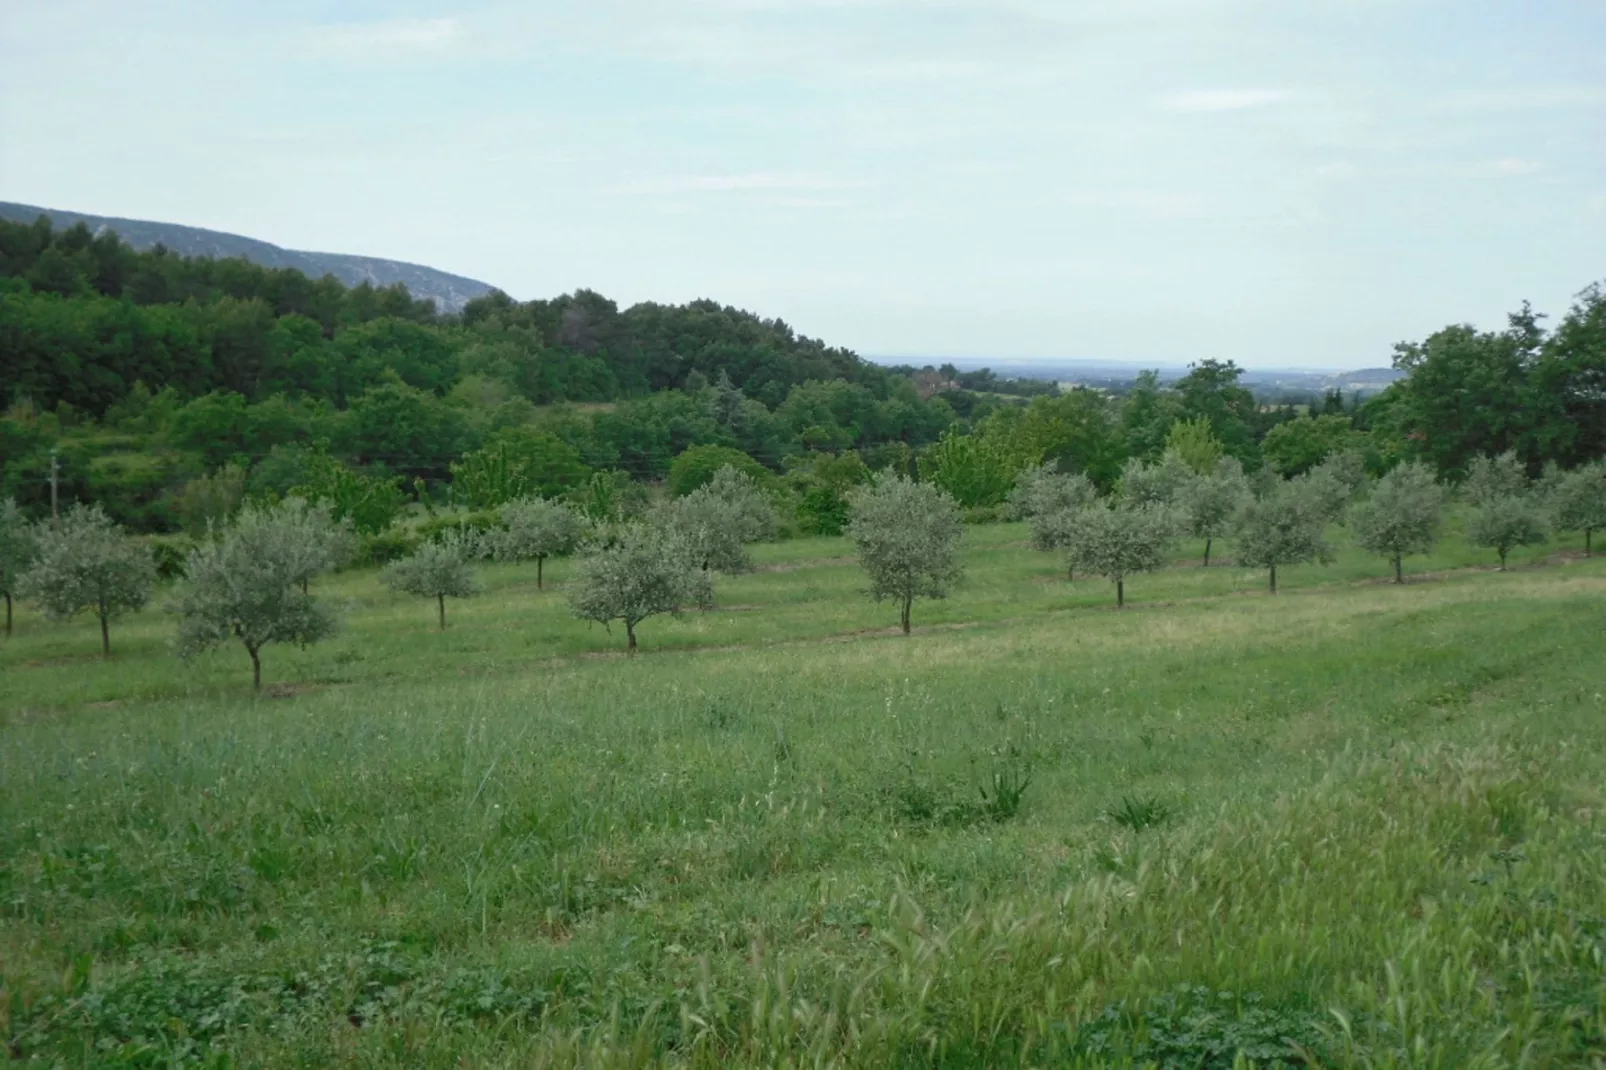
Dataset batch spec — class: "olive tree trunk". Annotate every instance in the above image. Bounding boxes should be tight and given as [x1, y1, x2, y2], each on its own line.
[1269, 563, 1277, 594]
[536, 555, 545, 590]
[98, 602, 111, 657]
[1393, 554, 1404, 585]
[1116, 579, 1125, 609]
[437, 593, 447, 630]
[626, 620, 637, 655]
[1203, 537, 1212, 568]
[250, 646, 262, 691]
[4, 592, 11, 637]
[900, 596, 912, 635]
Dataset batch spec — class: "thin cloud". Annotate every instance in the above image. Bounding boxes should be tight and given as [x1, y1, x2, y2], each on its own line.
[1159, 89, 1290, 113]
[307, 18, 463, 59]
[1489, 158, 1542, 176]
[612, 173, 871, 194]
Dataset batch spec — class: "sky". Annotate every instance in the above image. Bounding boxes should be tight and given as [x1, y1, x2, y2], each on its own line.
[1, 1, 1603, 370]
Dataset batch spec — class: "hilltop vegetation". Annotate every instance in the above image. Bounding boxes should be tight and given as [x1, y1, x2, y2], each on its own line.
[5, 211, 1601, 549]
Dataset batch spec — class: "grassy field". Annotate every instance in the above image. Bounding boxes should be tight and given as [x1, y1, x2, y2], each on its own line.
[2, 520, 1604, 1066]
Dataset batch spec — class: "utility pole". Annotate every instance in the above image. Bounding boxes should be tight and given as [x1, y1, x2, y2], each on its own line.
[50, 448, 59, 529]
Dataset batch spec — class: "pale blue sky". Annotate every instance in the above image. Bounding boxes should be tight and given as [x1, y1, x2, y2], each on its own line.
[2, 1, 1602, 369]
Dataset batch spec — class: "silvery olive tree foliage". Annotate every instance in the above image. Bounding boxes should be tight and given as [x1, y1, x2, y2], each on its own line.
[1459, 451, 1547, 570]
[566, 523, 715, 654]
[1232, 479, 1334, 593]
[1176, 456, 1249, 567]
[845, 473, 964, 635]
[382, 531, 480, 630]
[0, 498, 38, 637]
[1119, 452, 1194, 508]
[1469, 493, 1548, 571]
[1301, 450, 1369, 522]
[1007, 465, 1097, 545]
[1349, 461, 1446, 584]
[652, 465, 778, 575]
[239, 495, 354, 594]
[1064, 502, 1177, 608]
[497, 496, 588, 589]
[1463, 451, 1529, 507]
[175, 500, 340, 690]
[18, 503, 155, 656]
[1551, 460, 1606, 556]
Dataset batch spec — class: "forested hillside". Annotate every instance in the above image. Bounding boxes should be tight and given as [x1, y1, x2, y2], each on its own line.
[0, 202, 495, 313]
[1, 214, 1602, 539]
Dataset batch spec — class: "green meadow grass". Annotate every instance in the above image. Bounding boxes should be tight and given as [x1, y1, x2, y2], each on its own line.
[2, 520, 1603, 1066]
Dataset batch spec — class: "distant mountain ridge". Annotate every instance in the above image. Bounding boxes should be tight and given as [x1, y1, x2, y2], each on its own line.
[0, 201, 498, 313]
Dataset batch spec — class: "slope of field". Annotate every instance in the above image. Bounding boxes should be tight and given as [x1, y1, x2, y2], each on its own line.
[2, 523, 1603, 1066]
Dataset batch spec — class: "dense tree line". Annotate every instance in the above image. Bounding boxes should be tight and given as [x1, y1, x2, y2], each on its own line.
[3, 213, 1602, 551]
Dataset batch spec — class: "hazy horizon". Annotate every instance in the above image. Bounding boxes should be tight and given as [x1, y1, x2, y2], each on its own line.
[3, 1, 1602, 371]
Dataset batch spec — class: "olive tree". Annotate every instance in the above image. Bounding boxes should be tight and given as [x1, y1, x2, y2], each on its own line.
[18, 504, 155, 656]
[1232, 481, 1333, 593]
[1065, 502, 1176, 608]
[0, 498, 38, 637]
[1552, 461, 1606, 556]
[845, 474, 964, 634]
[1006, 464, 1095, 526]
[1464, 451, 1528, 506]
[653, 465, 778, 575]
[566, 523, 715, 654]
[1120, 452, 1194, 508]
[1469, 494, 1547, 570]
[497, 496, 588, 588]
[175, 502, 340, 690]
[242, 496, 353, 594]
[1349, 461, 1445, 584]
[382, 531, 480, 630]
[1176, 456, 1249, 566]
[1302, 450, 1368, 522]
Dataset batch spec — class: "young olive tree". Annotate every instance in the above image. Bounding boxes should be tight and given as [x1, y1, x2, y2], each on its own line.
[653, 465, 778, 575]
[18, 504, 155, 656]
[846, 474, 964, 634]
[1469, 494, 1547, 570]
[1232, 481, 1334, 593]
[1349, 461, 1445, 584]
[1066, 502, 1176, 608]
[1176, 456, 1249, 566]
[566, 523, 715, 654]
[1552, 461, 1606, 556]
[1302, 450, 1368, 522]
[382, 531, 480, 630]
[1008, 466, 1096, 529]
[0, 498, 38, 637]
[175, 501, 340, 690]
[1463, 451, 1529, 506]
[497, 496, 588, 589]
[1119, 452, 1194, 508]
[241, 496, 353, 594]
